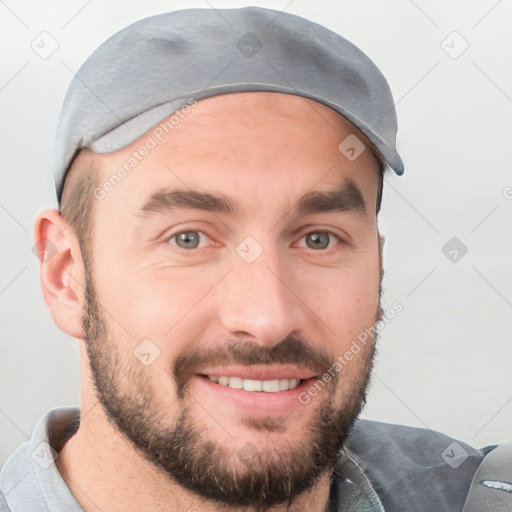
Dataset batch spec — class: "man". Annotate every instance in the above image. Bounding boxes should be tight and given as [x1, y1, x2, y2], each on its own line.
[0, 6, 509, 512]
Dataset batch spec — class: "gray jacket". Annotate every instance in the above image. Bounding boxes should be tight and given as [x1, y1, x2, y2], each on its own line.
[0, 407, 508, 511]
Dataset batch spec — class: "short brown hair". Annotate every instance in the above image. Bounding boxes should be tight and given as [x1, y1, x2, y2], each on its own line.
[59, 151, 98, 265]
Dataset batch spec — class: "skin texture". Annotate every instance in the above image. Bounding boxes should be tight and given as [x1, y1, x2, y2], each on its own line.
[35, 92, 382, 512]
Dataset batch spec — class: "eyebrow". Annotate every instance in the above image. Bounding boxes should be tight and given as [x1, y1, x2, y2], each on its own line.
[139, 189, 238, 216]
[295, 179, 366, 216]
[137, 179, 366, 218]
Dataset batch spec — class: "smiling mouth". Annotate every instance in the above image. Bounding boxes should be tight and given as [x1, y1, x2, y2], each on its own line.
[200, 375, 306, 392]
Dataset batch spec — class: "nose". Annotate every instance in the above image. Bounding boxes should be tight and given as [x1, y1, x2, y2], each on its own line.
[216, 247, 307, 348]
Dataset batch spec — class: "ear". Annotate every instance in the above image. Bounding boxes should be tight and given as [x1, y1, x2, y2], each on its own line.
[34, 209, 85, 339]
[378, 232, 385, 278]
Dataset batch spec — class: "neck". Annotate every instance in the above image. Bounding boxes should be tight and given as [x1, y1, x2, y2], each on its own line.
[55, 400, 333, 512]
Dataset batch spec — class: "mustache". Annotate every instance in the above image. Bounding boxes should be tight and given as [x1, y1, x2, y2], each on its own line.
[173, 336, 335, 396]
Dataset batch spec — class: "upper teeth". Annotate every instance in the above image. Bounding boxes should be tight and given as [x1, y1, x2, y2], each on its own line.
[207, 376, 300, 392]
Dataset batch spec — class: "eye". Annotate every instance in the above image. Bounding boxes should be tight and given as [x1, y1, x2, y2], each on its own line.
[300, 231, 339, 250]
[168, 231, 210, 249]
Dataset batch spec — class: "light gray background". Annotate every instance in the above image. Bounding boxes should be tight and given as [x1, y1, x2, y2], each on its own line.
[1, 0, 511, 466]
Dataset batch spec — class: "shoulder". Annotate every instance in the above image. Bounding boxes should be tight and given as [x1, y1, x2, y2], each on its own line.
[0, 490, 12, 511]
[345, 419, 494, 511]
[0, 442, 34, 510]
[0, 407, 81, 512]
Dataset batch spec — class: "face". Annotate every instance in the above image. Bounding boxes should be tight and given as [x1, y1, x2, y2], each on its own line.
[79, 92, 382, 509]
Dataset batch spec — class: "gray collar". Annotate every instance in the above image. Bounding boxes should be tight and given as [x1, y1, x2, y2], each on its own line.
[330, 446, 385, 512]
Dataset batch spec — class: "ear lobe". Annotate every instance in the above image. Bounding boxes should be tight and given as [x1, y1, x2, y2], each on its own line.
[34, 209, 85, 339]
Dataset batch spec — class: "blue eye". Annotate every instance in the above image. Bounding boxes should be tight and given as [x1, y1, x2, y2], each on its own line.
[302, 232, 337, 250]
[169, 231, 208, 249]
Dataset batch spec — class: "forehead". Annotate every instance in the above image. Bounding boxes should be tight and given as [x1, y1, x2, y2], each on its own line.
[161, 92, 372, 150]
[88, 92, 380, 213]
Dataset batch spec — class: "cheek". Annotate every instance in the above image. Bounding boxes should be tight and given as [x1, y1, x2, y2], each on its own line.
[295, 257, 381, 349]
[94, 260, 217, 353]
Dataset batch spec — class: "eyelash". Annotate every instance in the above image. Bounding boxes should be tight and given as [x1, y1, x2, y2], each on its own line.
[167, 231, 213, 249]
[166, 229, 343, 252]
[296, 231, 342, 250]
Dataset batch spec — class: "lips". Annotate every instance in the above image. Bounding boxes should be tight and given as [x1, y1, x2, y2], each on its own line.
[188, 362, 321, 418]
[194, 364, 317, 410]
[193, 370, 318, 416]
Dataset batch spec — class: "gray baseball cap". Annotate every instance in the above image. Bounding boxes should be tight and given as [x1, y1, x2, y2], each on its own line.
[55, 6, 404, 201]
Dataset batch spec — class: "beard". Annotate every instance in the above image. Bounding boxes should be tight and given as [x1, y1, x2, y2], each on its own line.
[82, 264, 379, 511]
